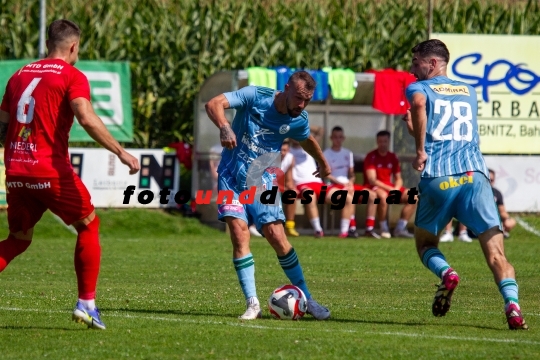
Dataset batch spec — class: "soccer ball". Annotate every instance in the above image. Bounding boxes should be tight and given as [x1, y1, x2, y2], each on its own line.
[268, 284, 307, 320]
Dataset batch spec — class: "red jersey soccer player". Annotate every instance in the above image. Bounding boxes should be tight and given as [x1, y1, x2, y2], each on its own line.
[364, 131, 417, 238]
[0, 20, 140, 329]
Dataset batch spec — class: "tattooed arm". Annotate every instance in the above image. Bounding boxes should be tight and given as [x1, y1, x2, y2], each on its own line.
[205, 94, 237, 150]
[0, 110, 9, 147]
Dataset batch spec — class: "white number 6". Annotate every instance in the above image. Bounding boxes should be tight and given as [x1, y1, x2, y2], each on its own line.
[16, 78, 42, 124]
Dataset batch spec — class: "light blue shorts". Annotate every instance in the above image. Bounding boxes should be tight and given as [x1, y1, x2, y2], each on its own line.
[415, 171, 502, 236]
[217, 173, 285, 234]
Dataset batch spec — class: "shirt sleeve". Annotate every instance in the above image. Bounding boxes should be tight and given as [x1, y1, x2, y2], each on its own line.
[0, 77, 12, 112]
[223, 86, 257, 110]
[405, 82, 426, 104]
[364, 153, 375, 171]
[68, 69, 91, 101]
[349, 151, 354, 168]
[289, 113, 310, 142]
[392, 153, 401, 174]
[493, 188, 504, 206]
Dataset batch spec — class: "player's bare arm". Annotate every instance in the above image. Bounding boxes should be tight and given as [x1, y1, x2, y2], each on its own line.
[299, 135, 331, 178]
[70, 97, 140, 175]
[285, 161, 295, 191]
[410, 92, 428, 171]
[402, 109, 414, 136]
[0, 109, 9, 146]
[205, 94, 236, 150]
[365, 168, 394, 192]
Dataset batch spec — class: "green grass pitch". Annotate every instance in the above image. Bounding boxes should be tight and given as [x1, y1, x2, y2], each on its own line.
[0, 209, 538, 359]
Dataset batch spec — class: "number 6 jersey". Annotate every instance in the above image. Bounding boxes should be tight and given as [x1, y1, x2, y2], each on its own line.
[406, 76, 489, 178]
[0, 59, 90, 178]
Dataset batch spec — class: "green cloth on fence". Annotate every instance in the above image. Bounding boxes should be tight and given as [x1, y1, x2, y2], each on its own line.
[247, 67, 277, 89]
[326, 68, 356, 100]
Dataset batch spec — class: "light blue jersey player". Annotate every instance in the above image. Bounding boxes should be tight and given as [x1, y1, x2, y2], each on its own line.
[205, 71, 332, 320]
[405, 39, 527, 330]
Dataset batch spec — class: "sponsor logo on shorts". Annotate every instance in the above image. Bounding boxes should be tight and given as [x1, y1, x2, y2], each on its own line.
[439, 175, 473, 190]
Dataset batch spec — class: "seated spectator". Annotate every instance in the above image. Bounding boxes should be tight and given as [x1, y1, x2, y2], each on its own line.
[323, 126, 379, 238]
[439, 220, 473, 243]
[363, 130, 416, 238]
[289, 126, 358, 238]
[280, 140, 299, 237]
[489, 169, 516, 238]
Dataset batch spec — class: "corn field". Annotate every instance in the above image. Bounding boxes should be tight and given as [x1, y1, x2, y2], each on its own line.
[1, 0, 539, 148]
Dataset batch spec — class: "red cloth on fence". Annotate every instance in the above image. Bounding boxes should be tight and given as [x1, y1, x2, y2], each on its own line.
[168, 142, 193, 170]
[366, 69, 416, 115]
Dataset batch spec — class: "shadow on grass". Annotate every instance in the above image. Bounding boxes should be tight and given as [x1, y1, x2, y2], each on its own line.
[101, 307, 503, 331]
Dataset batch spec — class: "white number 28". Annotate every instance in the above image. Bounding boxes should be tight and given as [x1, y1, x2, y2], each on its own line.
[432, 99, 473, 142]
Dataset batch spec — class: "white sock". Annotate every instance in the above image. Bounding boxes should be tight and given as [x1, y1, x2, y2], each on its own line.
[247, 296, 259, 306]
[459, 230, 468, 235]
[341, 219, 350, 234]
[396, 219, 408, 231]
[310, 217, 323, 232]
[380, 220, 389, 232]
[79, 299, 96, 310]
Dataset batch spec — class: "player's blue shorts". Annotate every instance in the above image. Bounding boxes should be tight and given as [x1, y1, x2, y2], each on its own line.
[217, 172, 285, 234]
[415, 171, 502, 236]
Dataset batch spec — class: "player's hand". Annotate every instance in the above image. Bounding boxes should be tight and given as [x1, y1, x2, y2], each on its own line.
[119, 151, 140, 175]
[220, 124, 237, 150]
[313, 161, 331, 178]
[412, 151, 427, 172]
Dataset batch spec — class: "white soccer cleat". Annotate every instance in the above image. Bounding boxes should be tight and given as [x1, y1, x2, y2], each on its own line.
[238, 297, 262, 320]
[380, 231, 392, 239]
[306, 298, 331, 320]
[393, 229, 415, 238]
[458, 232, 473, 243]
[439, 231, 454, 243]
[249, 225, 263, 237]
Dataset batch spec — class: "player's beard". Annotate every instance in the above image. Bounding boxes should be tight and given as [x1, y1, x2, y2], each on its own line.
[286, 96, 302, 118]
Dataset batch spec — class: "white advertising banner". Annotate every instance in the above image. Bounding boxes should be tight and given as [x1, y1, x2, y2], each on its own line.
[68, 148, 180, 208]
[483, 156, 540, 212]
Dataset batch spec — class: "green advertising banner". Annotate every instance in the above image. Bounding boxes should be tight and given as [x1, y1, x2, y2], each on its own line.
[0, 59, 133, 142]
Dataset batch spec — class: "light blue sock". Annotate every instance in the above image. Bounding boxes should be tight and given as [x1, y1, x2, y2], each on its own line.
[421, 248, 450, 279]
[499, 278, 519, 308]
[277, 248, 311, 299]
[233, 253, 257, 299]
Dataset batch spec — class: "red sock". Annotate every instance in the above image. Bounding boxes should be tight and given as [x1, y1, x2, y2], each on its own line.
[365, 216, 375, 230]
[0, 235, 31, 272]
[74, 216, 101, 300]
[349, 215, 357, 229]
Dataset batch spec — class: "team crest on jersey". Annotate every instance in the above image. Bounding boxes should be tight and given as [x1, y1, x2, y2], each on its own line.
[18, 127, 31, 141]
[279, 125, 290, 134]
[430, 84, 470, 96]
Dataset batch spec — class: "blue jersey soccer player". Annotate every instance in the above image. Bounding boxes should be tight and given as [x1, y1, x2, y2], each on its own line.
[404, 39, 527, 330]
[205, 71, 332, 320]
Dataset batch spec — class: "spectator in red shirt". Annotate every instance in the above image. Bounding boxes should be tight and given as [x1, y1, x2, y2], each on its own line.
[363, 131, 417, 238]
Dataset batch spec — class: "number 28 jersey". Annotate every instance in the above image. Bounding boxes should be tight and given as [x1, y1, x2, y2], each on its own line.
[0, 59, 90, 177]
[406, 76, 489, 179]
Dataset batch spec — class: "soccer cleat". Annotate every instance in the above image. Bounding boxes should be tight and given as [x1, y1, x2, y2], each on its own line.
[393, 228, 415, 238]
[285, 227, 300, 237]
[505, 303, 529, 330]
[306, 298, 331, 320]
[432, 268, 460, 317]
[338, 232, 348, 238]
[238, 297, 262, 320]
[72, 301, 106, 330]
[347, 229, 359, 238]
[380, 231, 391, 239]
[364, 230, 381, 239]
[458, 232, 473, 243]
[249, 225, 263, 237]
[314, 230, 324, 238]
[439, 231, 454, 243]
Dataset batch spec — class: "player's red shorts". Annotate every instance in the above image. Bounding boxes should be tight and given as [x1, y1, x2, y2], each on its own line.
[296, 182, 325, 200]
[6, 172, 94, 234]
[327, 183, 367, 192]
[364, 184, 406, 195]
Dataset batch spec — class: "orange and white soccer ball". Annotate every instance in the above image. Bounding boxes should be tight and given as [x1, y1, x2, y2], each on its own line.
[268, 284, 307, 320]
